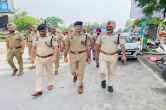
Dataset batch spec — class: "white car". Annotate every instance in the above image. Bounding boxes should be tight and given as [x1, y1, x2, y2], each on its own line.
[118, 36, 140, 59]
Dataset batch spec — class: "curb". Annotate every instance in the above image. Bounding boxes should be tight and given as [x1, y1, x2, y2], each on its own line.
[138, 56, 166, 84]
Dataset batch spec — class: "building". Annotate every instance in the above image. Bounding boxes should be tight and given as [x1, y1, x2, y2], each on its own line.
[0, 0, 14, 13]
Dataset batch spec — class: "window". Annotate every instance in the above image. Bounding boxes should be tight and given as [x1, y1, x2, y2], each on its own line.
[0, 0, 7, 2]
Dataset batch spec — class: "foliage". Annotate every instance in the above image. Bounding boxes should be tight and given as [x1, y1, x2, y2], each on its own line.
[44, 17, 63, 27]
[135, 0, 166, 18]
[14, 16, 40, 31]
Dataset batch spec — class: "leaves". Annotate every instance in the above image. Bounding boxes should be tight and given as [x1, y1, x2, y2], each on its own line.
[15, 16, 40, 31]
[44, 17, 63, 27]
[135, 0, 166, 18]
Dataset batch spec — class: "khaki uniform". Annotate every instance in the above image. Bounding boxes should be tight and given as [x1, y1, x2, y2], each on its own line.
[6, 32, 24, 74]
[65, 33, 88, 85]
[25, 32, 37, 57]
[96, 33, 118, 85]
[51, 33, 63, 73]
[33, 36, 58, 91]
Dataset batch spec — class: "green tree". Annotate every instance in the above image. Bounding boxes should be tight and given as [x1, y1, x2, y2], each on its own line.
[15, 16, 40, 31]
[44, 17, 63, 27]
[136, 0, 166, 18]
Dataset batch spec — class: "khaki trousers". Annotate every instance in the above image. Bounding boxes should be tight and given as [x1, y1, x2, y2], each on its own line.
[99, 54, 117, 81]
[35, 58, 54, 91]
[7, 49, 23, 73]
[54, 53, 60, 72]
[69, 52, 86, 85]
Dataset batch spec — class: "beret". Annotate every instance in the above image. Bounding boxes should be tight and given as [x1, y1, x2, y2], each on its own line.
[37, 24, 48, 31]
[74, 21, 83, 26]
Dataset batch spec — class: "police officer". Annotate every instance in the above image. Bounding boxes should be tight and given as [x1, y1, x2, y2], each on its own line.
[6, 23, 25, 76]
[50, 27, 63, 75]
[92, 28, 101, 68]
[96, 22, 119, 93]
[25, 25, 37, 59]
[31, 24, 59, 96]
[64, 21, 90, 94]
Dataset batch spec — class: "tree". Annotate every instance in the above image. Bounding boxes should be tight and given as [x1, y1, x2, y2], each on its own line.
[136, 0, 166, 18]
[44, 17, 63, 27]
[15, 16, 40, 31]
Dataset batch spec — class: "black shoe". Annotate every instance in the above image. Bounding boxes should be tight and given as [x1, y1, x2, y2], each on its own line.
[108, 86, 114, 93]
[96, 64, 99, 68]
[93, 57, 96, 61]
[73, 73, 77, 83]
[101, 80, 106, 89]
[54, 71, 58, 75]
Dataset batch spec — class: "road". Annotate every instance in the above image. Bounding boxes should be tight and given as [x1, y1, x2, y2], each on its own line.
[0, 43, 166, 110]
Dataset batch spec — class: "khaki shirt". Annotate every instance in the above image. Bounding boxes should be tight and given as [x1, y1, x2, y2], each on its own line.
[96, 33, 118, 53]
[50, 33, 63, 44]
[33, 36, 58, 56]
[65, 33, 88, 52]
[96, 33, 118, 61]
[25, 32, 33, 42]
[6, 32, 24, 49]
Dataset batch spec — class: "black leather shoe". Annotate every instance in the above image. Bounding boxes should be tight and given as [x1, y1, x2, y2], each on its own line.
[108, 86, 114, 93]
[101, 80, 106, 89]
[73, 74, 77, 83]
[12, 69, 18, 76]
[32, 91, 43, 97]
[96, 64, 99, 68]
[93, 57, 95, 61]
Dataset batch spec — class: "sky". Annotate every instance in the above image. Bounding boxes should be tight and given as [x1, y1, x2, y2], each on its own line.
[15, 0, 131, 28]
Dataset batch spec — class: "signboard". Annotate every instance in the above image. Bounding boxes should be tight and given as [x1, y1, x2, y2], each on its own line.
[0, 0, 14, 13]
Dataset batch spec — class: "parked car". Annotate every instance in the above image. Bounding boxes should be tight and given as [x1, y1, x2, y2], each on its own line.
[118, 36, 140, 60]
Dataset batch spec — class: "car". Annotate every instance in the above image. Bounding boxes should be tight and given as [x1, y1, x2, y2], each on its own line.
[118, 36, 140, 60]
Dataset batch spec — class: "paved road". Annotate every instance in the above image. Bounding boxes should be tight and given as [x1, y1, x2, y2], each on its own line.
[0, 43, 166, 110]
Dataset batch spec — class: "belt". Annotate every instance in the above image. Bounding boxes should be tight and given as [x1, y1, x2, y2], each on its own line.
[100, 50, 116, 55]
[28, 41, 33, 42]
[37, 53, 53, 58]
[70, 50, 86, 54]
[9, 47, 22, 49]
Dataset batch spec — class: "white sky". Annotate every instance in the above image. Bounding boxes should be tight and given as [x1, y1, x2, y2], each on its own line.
[15, 0, 131, 28]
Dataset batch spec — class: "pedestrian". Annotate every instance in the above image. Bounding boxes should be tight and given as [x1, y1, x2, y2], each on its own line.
[64, 21, 91, 94]
[96, 22, 119, 93]
[31, 24, 59, 97]
[6, 23, 25, 76]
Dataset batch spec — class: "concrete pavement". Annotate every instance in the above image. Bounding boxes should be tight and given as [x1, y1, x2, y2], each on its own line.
[0, 42, 166, 110]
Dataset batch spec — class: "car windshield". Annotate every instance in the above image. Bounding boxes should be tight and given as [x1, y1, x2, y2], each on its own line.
[125, 37, 137, 43]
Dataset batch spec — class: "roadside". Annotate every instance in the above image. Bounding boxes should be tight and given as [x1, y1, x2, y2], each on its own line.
[138, 55, 166, 82]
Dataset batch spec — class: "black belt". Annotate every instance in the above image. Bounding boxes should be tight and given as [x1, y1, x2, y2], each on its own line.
[70, 50, 86, 54]
[37, 54, 53, 58]
[9, 47, 22, 49]
[101, 50, 116, 55]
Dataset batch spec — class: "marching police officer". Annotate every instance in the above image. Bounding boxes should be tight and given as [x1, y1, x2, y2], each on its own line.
[92, 28, 101, 68]
[6, 23, 25, 76]
[50, 27, 63, 75]
[31, 24, 59, 96]
[25, 25, 37, 59]
[64, 21, 91, 94]
[96, 22, 119, 93]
